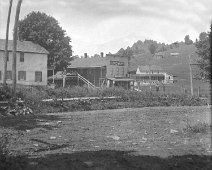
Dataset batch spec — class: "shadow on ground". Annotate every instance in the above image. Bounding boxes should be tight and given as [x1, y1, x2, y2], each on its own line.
[0, 114, 63, 131]
[1, 150, 212, 170]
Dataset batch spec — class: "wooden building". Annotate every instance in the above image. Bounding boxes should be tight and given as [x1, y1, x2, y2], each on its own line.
[0, 39, 48, 86]
[132, 65, 174, 87]
[67, 54, 133, 89]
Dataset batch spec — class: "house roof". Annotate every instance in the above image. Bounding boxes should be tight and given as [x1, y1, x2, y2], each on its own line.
[68, 57, 107, 68]
[154, 52, 164, 56]
[107, 78, 134, 82]
[0, 39, 49, 54]
[138, 65, 162, 72]
[134, 74, 165, 77]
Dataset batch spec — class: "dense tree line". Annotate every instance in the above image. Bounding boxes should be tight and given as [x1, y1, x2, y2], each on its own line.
[195, 25, 211, 80]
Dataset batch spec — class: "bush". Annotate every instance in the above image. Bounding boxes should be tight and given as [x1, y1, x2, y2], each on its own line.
[0, 86, 13, 101]
[1, 85, 208, 114]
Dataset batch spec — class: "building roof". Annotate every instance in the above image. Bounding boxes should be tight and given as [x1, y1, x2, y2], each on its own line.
[154, 52, 164, 56]
[134, 74, 165, 77]
[68, 57, 107, 68]
[107, 78, 134, 82]
[0, 39, 49, 54]
[138, 65, 162, 72]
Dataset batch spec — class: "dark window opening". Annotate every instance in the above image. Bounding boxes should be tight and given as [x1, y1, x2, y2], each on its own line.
[35, 71, 42, 82]
[20, 52, 24, 62]
[18, 71, 26, 80]
[6, 71, 12, 80]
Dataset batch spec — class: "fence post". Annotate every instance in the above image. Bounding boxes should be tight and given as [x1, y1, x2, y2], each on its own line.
[163, 84, 165, 93]
[198, 86, 200, 97]
[184, 88, 187, 94]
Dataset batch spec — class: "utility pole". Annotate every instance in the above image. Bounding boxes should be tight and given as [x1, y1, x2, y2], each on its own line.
[188, 55, 193, 96]
[52, 56, 55, 84]
[12, 0, 22, 96]
[3, 0, 13, 86]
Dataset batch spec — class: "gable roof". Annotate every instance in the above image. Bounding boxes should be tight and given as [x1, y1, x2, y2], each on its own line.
[138, 65, 162, 72]
[68, 57, 107, 68]
[154, 52, 164, 56]
[0, 39, 49, 54]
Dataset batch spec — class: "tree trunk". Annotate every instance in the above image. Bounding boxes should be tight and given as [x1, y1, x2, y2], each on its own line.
[12, 0, 22, 96]
[3, 0, 13, 86]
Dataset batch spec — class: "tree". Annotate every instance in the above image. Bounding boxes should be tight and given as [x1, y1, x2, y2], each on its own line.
[72, 55, 79, 60]
[195, 26, 211, 80]
[3, 0, 13, 86]
[123, 47, 134, 58]
[18, 11, 72, 71]
[12, 0, 22, 95]
[173, 42, 179, 48]
[93, 54, 100, 58]
[116, 48, 125, 55]
[148, 43, 157, 54]
[184, 35, 193, 45]
[199, 32, 207, 41]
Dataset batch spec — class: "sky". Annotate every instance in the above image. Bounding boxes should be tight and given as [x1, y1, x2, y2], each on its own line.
[0, 0, 211, 56]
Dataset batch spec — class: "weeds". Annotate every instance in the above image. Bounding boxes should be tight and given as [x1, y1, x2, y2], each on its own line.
[0, 133, 28, 170]
[0, 85, 209, 114]
[0, 133, 9, 158]
[184, 122, 211, 134]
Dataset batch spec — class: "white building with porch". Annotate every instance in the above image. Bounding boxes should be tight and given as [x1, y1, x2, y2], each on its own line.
[134, 65, 174, 86]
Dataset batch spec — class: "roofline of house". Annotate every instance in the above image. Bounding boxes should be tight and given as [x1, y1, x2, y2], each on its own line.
[0, 49, 49, 55]
[67, 65, 106, 69]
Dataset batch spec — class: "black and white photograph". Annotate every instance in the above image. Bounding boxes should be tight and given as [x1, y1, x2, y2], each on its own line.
[0, 0, 211, 169]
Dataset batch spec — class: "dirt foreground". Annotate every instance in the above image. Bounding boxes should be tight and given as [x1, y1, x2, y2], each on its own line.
[1, 106, 211, 169]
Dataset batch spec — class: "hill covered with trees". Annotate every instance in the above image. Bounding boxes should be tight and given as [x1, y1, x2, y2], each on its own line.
[115, 36, 194, 71]
[114, 33, 210, 94]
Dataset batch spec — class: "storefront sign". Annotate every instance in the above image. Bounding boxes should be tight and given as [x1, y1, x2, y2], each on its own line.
[110, 61, 124, 66]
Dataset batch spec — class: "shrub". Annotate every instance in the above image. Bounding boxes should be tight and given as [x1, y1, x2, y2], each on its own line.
[0, 86, 12, 101]
[1, 85, 208, 114]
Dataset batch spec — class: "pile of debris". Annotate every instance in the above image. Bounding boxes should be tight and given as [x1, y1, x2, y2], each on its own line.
[0, 98, 33, 116]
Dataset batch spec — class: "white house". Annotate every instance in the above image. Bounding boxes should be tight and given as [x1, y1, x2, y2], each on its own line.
[0, 39, 49, 86]
[134, 65, 174, 86]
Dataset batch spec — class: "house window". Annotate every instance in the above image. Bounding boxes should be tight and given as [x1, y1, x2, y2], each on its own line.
[122, 67, 125, 76]
[111, 68, 113, 75]
[7, 51, 9, 61]
[0, 71, 1, 80]
[116, 68, 119, 75]
[20, 52, 24, 62]
[35, 71, 42, 82]
[18, 71, 26, 80]
[6, 71, 12, 80]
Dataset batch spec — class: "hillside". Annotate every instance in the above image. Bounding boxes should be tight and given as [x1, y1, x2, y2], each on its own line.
[129, 44, 201, 81]
[116, 39, 200, 78]
[150, 45, 198, 78]
[116, 40, 210, 95]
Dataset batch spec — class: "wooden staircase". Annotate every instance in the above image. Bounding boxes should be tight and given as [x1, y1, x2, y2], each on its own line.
[66, 72, 97, 88]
